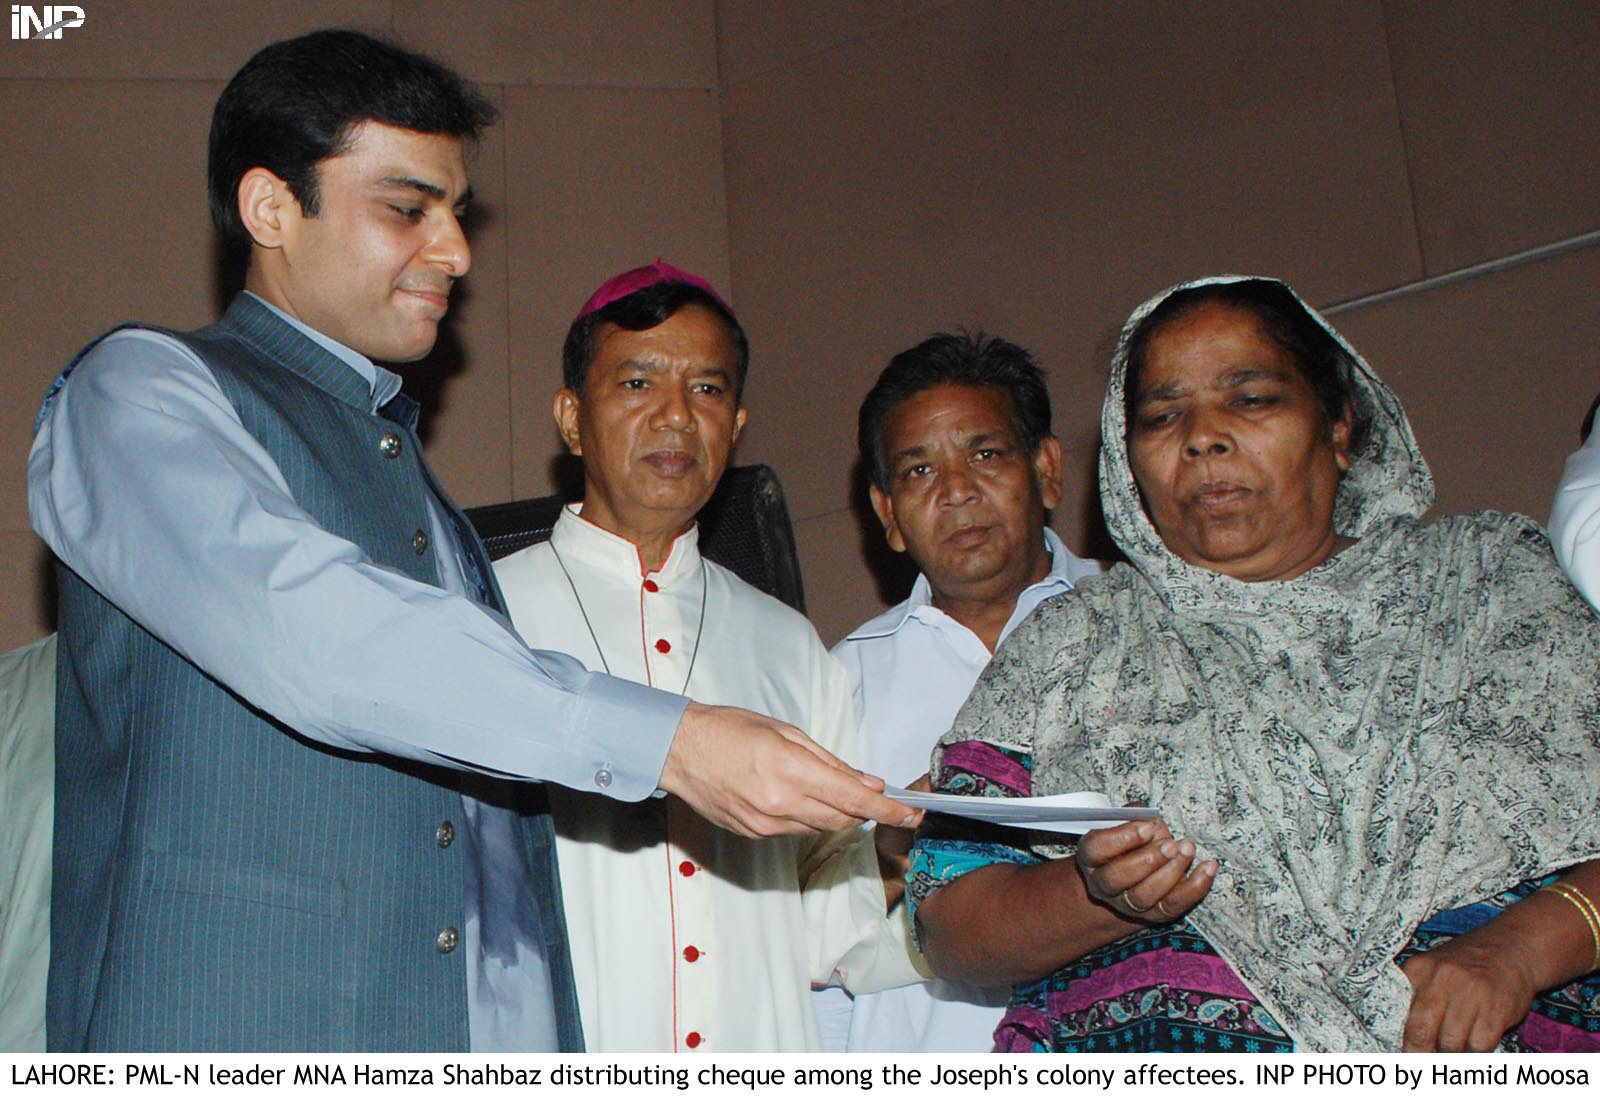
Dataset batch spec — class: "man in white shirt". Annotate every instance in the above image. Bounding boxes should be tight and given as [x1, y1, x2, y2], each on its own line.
[494, 261, 920, 1052]
[815, 332, 1100, 1051]
[1550, 393, 1600, 611]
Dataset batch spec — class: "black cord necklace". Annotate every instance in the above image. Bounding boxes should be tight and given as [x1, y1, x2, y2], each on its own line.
[549, 543, 709, 695]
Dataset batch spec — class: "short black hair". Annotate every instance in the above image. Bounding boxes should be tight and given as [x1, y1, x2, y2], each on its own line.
[1122, 279, 1369, 451]
[561, 281, 749, 399]
[1582, 391, 1599, 443]
[858, 332, 1052, 493]
[208, 28, 497, 255]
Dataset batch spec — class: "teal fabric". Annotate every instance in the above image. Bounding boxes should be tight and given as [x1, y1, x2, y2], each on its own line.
[0, 633, 54, 1052]
[48, 296, 578, 1051]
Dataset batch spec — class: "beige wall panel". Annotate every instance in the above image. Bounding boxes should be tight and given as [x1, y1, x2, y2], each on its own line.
[397, 86, 514, 508]
[0, 533, 53, 649]
[397, 0, 715, 88]
[714, 0, 908, 87]
[500, 84, 731, 501]
[0, 79, 219, 535]
[793, 504, 898, 648]
[1384, 2, 1600, 273]
[0, 1, 392, 79]
[722, 0, 1419, 549]
[1327, 246, 1600, 525]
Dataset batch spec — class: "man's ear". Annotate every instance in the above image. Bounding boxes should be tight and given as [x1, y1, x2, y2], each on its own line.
[553, 388, 583, 454]
[868, 483, 907, 554]
[1033, 434, 1065, 511]
[731, 405, 748, 447]
[236, 167, 297, 250]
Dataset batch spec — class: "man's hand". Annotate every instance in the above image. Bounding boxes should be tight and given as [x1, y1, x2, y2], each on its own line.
[1399, 931, 1538, 1051]
[1075, 818, 1217, 923]
[659, 701, 923, 838]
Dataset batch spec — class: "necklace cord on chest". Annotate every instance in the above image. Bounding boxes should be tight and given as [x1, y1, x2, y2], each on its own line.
[550, 543, 708, 695]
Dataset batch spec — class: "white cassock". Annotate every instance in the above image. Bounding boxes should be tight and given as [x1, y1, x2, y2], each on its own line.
[494, 505, 919, 1052]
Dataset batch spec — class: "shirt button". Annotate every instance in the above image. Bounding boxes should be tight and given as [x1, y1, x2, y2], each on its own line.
[412, 529, 429, 555]
[435, 821, 455, 848]
[642, 579, 659, 592]
[378, 432, 403, 459]
[678, 860, 696, 877]
[594, 768, 613, 789]
[684, 1031, 703, 1049]
[682, 945, 700, 963]
[655, 638, 671, 654]
[436, 927, 459, 954]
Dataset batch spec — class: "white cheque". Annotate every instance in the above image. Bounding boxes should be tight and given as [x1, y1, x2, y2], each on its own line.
[885, 786, 1160, 835]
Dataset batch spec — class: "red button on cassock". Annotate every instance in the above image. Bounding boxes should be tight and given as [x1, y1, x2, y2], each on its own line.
[678, 860, 696, 877]
[655, 638, 671, 653]
[683, 945, 700, 962]
[642, 579, 659, 592]
[685, 1031, 702, 1049]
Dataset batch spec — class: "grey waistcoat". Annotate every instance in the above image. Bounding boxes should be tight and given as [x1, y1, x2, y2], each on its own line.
[47, 295, 580, 1051]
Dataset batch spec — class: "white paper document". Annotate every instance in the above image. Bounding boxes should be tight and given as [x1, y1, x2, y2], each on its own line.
[885, 786, 1159, 835]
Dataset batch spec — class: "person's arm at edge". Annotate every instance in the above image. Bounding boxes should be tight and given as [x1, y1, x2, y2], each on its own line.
[1549, 419, 1600, 611]
[1401, 857, 1600, 1052]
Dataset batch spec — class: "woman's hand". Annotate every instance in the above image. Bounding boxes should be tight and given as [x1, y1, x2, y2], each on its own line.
[1399, 859, 1600, 1051]
[872, 774, 932, 909]
[1075, 818, 1218, 923]
[1399, 935, 1538, 1052]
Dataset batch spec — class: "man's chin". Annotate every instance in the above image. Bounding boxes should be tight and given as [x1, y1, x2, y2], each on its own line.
[369, 330, 441, 364]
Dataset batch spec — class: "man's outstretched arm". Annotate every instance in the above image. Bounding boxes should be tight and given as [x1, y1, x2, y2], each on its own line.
[31, 329, 914, 835]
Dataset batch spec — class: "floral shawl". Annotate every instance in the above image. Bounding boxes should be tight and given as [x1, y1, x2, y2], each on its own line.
[922, 277, 1600, 1050]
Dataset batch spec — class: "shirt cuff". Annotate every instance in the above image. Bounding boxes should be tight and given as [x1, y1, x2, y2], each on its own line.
[572, 673, 688, 801]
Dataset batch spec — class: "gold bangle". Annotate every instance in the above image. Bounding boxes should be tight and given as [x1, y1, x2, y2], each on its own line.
[1542, 881, 1600, 972]
[1547, 880, 1600, 932]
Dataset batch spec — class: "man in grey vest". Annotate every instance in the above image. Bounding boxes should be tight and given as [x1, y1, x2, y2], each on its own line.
[27, 29, 915, 1052]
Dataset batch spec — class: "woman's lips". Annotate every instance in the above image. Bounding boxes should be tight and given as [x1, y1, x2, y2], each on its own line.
[1190, 482, 1251, 508]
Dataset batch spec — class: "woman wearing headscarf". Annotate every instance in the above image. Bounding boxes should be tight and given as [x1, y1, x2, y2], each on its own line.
[908, 276, 1600, 1053]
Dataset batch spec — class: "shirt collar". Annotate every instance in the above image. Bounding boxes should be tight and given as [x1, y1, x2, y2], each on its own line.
[550, 504, 703, 582]
[846, 527, 1083, 642]
[244, 292, 403, 412]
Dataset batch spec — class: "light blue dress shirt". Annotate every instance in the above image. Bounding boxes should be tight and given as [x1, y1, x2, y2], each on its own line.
[27, 294, 688, 1049]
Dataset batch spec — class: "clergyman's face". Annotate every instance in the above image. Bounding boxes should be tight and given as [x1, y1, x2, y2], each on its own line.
[1126, 302, 1350, 582]
[869, 383, 1062, 608]
[265, 120, 472, 362]
[555, 304, 747, 543]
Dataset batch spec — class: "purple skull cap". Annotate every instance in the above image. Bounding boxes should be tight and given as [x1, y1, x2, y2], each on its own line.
[573, 258, 735, 323]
